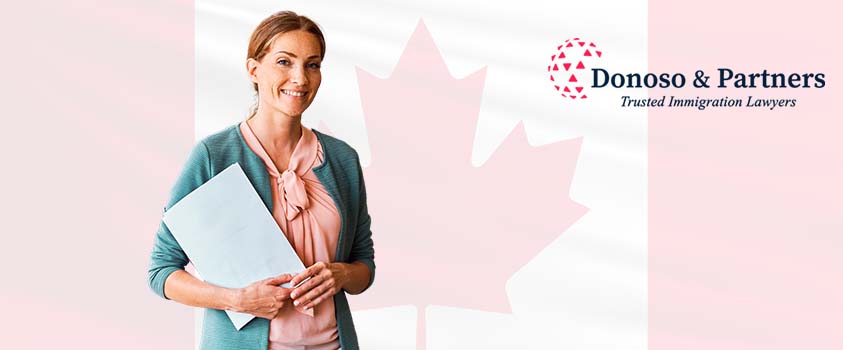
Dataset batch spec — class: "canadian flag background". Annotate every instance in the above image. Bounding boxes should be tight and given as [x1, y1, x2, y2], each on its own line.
[0, 0, 839, 349]
[197, 1, 646, 349]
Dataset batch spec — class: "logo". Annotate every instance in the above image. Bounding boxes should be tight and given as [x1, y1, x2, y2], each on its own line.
[548, 38, 602, 100]
[548, 36, 826, 110]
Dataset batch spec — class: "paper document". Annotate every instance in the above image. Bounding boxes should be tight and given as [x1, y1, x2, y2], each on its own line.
[163, 163, 307, 330]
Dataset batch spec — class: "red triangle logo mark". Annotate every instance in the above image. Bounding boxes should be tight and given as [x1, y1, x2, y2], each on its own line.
[596, 51, 602, 57]
[554, 85, 560, 90]
[569, 74, 578, 82]
[552, 64, 559, 71]
[581, 94, 588, 99]
[584, 50, 592, 56]
[563, 63, 572, 71]
[550, 75, 555, 81]
[578, 41, 585, 47]
[558, 52, 566, 59]
[589, 42, 596, 47]
[563, 86, 571, 93]
[566, 42, 573, 48]
[576, 61, 585, 69]
[575, 87, 583, 93]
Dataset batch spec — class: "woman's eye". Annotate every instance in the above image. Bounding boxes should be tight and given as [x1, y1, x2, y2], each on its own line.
[277, 59, 290, 66]
[307, 62, 321, 69]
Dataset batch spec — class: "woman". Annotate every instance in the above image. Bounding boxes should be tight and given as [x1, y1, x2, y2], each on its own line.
[147, 11, 375, 350]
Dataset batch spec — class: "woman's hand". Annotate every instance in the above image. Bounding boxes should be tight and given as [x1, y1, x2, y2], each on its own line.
[289, 262, 349, 311]
[232, 274, 295, 320]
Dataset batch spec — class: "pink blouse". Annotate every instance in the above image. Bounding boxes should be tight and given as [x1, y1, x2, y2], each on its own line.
[239, 121, 341, 350]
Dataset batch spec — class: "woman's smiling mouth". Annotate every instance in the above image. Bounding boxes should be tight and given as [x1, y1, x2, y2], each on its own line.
[281, 89, 307, 97]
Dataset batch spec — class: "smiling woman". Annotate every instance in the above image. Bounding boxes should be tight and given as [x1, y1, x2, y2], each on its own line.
[147, 11, 375, 350]
[245, 14, 325, 121]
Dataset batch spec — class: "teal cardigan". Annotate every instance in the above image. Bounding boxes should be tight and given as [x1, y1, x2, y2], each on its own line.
[148, 124, 375, 350]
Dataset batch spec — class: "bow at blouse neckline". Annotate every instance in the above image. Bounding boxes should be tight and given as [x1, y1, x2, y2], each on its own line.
[278, 169, 309, 220]
[242, 121, 319, 220]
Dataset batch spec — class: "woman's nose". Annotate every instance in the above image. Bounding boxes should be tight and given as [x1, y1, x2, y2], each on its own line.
[290, 66, 309, 86]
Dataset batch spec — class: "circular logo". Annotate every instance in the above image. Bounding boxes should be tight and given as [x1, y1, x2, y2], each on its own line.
[548, 38, 602, 100]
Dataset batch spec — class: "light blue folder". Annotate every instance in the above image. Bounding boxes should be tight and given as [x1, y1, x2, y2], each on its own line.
[163, 163, 306, 330]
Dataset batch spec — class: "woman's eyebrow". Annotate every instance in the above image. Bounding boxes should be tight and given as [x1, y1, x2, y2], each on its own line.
[275, 50, 320, 60]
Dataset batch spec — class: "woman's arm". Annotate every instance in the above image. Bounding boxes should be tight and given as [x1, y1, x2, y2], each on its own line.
[163, 270, 238, 310]
[288, 261, 371, 311]
[148, 142, 294, 320]
[335, 261, 372, 295]
[164, 270, 296, 320]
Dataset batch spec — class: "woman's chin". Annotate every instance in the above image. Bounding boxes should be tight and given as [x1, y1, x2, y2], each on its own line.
[268, 104, 308, 118]
[285, 107, 307, 117]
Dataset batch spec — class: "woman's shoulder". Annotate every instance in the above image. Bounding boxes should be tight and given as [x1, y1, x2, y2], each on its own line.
[179, 123, 248, 176]
[196, 123, 243, 152]
[312, 128, 360, 163]
[165, 124, 243, 208]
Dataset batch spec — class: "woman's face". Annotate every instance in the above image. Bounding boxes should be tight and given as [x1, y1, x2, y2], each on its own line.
[248, 30, 323, 119]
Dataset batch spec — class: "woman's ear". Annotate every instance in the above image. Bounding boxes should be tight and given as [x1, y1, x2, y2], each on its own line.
[246, 58, 259, 84]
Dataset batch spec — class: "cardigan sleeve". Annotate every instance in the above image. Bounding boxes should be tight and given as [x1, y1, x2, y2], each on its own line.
[347, 154, 376, 293]
[147, 141, 213, 300]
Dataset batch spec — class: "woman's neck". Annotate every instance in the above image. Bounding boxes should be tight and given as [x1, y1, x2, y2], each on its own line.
[247, 108, 303, 155]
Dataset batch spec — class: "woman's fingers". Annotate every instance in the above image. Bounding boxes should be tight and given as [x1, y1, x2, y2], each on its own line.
[293, 273, 323, 298]
[235, 276, 297, 319]
[265, 273, 294, 286]
[299, 282, 336, 310]
[292, 268, 334, 306]
[290, 262, 327, 297]
[275, 284, 293, 302]
[291, 261, 327, 286]
[259, 292, 291, 319]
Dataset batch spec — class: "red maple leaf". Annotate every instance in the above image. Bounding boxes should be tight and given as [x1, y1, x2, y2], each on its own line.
[326, 21, 587, 349]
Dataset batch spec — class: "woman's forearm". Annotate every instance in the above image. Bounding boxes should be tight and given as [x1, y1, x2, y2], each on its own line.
[339, 261, 371, 295]
[163, 269, 239, 311]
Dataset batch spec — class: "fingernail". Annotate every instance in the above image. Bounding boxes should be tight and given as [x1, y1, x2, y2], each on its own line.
[293, 300, 299, 306]
[291, 293, 297, 298]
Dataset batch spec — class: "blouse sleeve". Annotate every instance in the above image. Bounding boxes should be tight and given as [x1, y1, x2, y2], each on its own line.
[147, 141, 212, 300]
